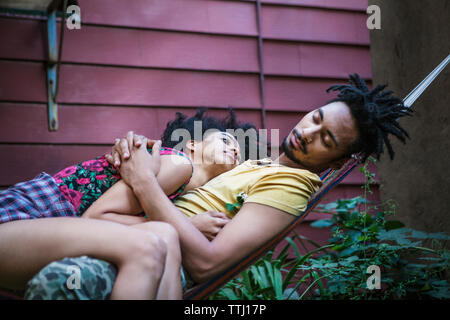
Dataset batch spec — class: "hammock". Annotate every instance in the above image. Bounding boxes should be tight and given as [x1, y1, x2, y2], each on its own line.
[183, 54, 450, 300]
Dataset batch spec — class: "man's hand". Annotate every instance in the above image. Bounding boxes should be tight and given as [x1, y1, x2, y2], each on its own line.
[190, 211, 230, 241]
[105, 131, 159, 168]
[118, 138, 162, 187]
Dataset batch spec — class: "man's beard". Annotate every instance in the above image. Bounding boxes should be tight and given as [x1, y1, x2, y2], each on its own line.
[281, 136, 304, 166]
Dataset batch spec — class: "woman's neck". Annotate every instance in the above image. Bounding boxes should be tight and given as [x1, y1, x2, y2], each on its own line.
[182, 152, 220, 192]
[184, 162, 219, 193]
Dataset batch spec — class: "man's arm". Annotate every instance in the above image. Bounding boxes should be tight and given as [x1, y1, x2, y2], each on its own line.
[121, 147, 296, 283]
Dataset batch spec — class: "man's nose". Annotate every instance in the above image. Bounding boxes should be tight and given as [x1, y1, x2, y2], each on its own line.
[302, 125, 321, 143]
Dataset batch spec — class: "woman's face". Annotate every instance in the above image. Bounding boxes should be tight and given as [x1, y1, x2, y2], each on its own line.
[198, 131, 241, 172]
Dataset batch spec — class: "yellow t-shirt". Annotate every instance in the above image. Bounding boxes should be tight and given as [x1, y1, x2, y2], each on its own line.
[174, 158, 322, 218]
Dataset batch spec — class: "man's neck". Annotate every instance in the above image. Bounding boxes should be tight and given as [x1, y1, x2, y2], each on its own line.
[274, 153, 320, 174]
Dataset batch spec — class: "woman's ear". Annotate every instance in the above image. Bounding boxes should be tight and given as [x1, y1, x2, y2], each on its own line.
[329, 156, 351, 170]
[185, 140, 197, 153]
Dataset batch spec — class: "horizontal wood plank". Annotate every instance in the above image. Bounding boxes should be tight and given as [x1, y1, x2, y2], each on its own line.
[261, 0, 368, 11]
[0, 103, 262, 144]
[0, 18, 260, 73]
[263, 41, 372, 78]
[261, 5, 370, 44]
[0, 61, 261, 108]
[0, 144, 112, 185]
[78, 0, 258, 36]
[264, 77, 346, 111]
[0, 61, 47, 101]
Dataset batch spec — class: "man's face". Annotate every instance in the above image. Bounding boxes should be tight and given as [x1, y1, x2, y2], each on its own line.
[281, 101, 359, 173]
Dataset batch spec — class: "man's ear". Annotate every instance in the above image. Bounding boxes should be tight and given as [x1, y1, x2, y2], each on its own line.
[329, 156, 351, 170]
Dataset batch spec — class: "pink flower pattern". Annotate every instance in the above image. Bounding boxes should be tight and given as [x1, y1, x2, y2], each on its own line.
[53, 148, 192, 216]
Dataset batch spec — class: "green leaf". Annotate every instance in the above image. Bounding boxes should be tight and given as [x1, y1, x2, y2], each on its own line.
[273, 267, 284, 300]
[384, 220, 405, 231]
[424, 286, 450, 299]
[221, 288, 238, 300]
[331, 244, 345, 252]
[285, 237, 302, 259]
[283, 288, 300, 300]
[368, 224, 379, 233]
[310, 219, 334, 228]
[242, 269, 253, 289]
[415, 231, 450, 240]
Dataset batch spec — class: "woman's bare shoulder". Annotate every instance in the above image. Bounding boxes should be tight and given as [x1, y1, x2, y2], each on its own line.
[158, 154, 193, 194]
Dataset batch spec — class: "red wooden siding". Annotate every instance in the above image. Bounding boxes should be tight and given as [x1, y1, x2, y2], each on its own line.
[80, 0, 258, 36]
[263, 42, 371, 78]
[261, 5, 369, 44]
[260, 0, 368, 11]
[0, 0, 373, 224]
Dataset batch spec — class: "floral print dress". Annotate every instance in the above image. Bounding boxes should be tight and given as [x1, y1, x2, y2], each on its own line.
[53, 147, 193, 216]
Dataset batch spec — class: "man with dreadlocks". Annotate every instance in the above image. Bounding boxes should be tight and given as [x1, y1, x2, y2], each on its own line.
[108, 73, 412, 285]
[24, 73, 413, 299]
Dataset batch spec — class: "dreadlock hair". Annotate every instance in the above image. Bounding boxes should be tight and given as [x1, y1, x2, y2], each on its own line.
[161, 107, 263, 161]
[326, 73, 413, 163]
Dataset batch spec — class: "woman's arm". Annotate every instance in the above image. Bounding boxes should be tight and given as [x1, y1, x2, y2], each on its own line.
[81, 154, 192, 224]
[81, 179, 144, 224]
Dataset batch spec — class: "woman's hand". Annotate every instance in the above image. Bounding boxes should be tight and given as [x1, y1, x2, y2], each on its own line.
[105, 131, 159, 168]
[118, 138, 162, 187]
[190, 211, 230, 241]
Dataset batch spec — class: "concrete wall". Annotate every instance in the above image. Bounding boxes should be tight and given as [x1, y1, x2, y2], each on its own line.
[369, 0, 449, 234]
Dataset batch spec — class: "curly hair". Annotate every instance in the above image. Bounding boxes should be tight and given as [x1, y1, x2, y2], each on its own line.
[326, 74, 413, 162]
[161, 108, 264, 161]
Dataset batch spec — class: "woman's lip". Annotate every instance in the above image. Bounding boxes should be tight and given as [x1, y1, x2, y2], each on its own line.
[224, 151, 238, 162]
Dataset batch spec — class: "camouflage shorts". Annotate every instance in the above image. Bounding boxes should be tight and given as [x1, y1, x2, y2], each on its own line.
[24, 256, 191, 300]
[24, 256, 117, 300]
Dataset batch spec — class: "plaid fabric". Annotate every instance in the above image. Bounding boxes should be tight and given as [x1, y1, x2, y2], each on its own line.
[0, 172, 77, 224]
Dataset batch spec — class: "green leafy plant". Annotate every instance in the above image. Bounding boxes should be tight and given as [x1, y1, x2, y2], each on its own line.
[211, 157, 450, 300]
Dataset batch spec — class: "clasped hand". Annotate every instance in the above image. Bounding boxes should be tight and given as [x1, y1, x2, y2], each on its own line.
[105, 131, 161, 186]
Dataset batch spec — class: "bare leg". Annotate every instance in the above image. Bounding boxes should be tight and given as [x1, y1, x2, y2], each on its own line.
[132, 222, 182, 300]
[0, 217, 166, 299]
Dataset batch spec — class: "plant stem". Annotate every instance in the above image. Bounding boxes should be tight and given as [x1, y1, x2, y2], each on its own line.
[298, 274, 329, 300]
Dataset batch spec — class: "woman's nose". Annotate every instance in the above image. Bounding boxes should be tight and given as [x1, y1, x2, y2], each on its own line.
[231, 145, 241, 161]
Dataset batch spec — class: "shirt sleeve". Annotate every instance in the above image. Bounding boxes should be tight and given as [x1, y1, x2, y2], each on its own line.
[244, 170, 321, 216]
